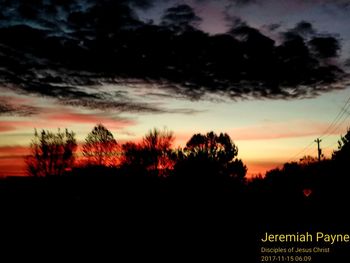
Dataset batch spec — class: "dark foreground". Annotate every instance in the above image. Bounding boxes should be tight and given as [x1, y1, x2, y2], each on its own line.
[0, 171, 349, 262]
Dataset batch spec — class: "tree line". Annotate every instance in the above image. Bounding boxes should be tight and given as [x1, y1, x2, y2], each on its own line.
[25, 124, 247, 182]
[25, 123, 350, 189]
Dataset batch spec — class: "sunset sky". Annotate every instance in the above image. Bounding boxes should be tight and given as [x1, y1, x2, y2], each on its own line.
[1, 0, 350, 177]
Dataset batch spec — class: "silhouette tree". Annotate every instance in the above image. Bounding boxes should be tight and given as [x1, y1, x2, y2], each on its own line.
[26, 129, 77, 176]
[142, 128, 175, 175]
[299, 155, 318, 166]
[332, 128, 350, 162]
[121, 142, 149, 173]
[82, 124, 118, 166]
[185, 132, 238, 160]
[120, 128, 175, 176]
[177, 131, 247, 181]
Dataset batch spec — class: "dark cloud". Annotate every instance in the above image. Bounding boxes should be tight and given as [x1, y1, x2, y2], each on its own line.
[0, 98, 38, 116]
[196, 0, 257, 6]
[344, 58, 350, 67]
[316, 0, 350, 9]
[265, 23, 281, 32]
[0, 0, 347, 105]
[161, 4, 202, 32]
[226, 0, 350, 7]
[196, 0, 350, 9]
[309, 37, 340, 58]
[281, 23, 341, 63]
[128, 0, 159, 9]
[290, 21, 315, 36]
[227, 0, 257, 6]
[223, 14, 247, 29]
[61, 95, 199, 115]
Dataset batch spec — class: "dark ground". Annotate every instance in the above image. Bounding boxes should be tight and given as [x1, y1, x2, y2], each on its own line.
[0, 170, 349, 262]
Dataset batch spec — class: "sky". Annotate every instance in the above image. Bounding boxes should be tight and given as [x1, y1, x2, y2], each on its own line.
[0, 0, 350, 177]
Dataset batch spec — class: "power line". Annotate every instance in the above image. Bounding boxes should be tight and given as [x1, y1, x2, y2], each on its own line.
[318, 107, 350, 155]
[286, 140, 315, 163]
[323, 140, 340, 150]
[321, 110, 350, 140]
[315, 138, 322, 161]
[319, 95, 350, 140]
[285, 92, 350, 163]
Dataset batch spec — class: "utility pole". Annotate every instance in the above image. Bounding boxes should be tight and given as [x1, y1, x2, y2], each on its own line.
[314, 138, 322, 161]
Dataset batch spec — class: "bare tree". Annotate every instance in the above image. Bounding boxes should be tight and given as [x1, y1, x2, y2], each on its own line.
[26, 129, 77, 176]
[142, 128, 175, 175]
[82, 124, 118, 166]
[120, 128, 175, 175]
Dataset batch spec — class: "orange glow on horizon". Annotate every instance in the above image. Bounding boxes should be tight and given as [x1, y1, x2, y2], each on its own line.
[0, 143, 282, 178]
[245, 161, 283, 177]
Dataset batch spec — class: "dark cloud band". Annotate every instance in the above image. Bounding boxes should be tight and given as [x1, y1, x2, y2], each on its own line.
[0, 98, 38, 116]
[0, 0, 347, 105]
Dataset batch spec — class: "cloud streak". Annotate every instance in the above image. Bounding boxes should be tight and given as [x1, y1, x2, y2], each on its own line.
[231, 120, 342, 140]
[45, 110, 137, 130]
[0, 145, 29, 158]
[0, 96, 38, 116]
[0, 145, 29, 176]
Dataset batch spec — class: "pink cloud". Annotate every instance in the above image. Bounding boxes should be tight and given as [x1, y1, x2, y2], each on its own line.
[0, 121, 37, 131]
[0, 157, 27, 177]
[0, 125, 16, 132]
[0, 120, 63, 131]
[0, 145, 30, 157]
[230, 120, 338, 141]
[0, 106, 136, 133]
[0, 145, 29, 177]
